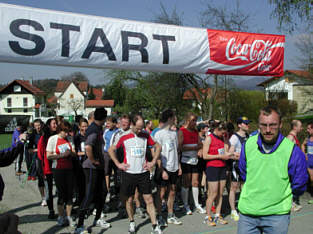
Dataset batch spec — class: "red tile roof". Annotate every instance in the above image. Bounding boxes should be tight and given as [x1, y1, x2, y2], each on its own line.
[47, 96, 57, 104]
[257, 70, 313, 86]
[0, 80, 45, 95]
[85, 100, 114, 107]
[183, 88, 212, 100]
[89, 88, 103, 100]
[55, 80, 88, 93]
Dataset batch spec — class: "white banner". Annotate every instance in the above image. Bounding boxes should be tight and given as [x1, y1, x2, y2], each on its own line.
[0, 3, 285, 76]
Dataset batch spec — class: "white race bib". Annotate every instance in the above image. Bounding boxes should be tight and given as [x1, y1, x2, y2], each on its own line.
[130, 147, 145, 158]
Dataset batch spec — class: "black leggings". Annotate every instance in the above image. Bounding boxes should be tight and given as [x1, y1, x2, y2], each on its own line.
[77, 169, 106, 228]
[53, 169, 74, 205]
[46, 173, 54, 212]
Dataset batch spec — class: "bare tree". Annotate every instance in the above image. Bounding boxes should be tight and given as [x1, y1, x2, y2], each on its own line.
[65, 98, 84, 116]
[199, 0, 255, 120]
[61, 72, 89, 82]
[269, 0, 313, 32]
[294, 33, 313, 72]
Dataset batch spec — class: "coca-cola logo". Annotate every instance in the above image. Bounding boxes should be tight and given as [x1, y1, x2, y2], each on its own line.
[206, 29, 285, 75]
[226, 38, 272, 63]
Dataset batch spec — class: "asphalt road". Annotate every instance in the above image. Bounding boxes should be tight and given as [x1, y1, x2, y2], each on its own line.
[1, 164, 313, 234]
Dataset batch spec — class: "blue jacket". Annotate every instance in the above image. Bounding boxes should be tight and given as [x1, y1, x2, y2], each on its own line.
[0, 143, 24, 200]
[239, 132, 308, 196]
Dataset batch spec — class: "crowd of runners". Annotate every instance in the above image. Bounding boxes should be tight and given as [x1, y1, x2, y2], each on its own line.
[6, 106, 313, 234]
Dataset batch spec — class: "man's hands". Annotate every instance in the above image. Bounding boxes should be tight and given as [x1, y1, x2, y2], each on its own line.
[117, 162, 130, 171]
[143, 161, 155, 171]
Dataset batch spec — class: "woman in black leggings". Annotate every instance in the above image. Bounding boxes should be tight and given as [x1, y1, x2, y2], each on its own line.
[47, 121, 76, 227]
[37, 118, 58, 219]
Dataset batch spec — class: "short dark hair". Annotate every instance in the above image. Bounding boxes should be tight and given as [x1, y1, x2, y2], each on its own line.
[94, 108, 107, 121]
[79, 118, 88, 126]
[161, 109, 175, 123]
[212, 121, 227, 130]
[308, 121, 313, 129]
[106, 116, 117, 124]
[57, 120, 72, 133]
[260, 105, 282, 122]
[131, 114, 143, 125]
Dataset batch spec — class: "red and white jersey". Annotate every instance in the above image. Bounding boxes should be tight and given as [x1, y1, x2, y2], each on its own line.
[116, 131, 155, 174]
[46, 134, 73, 169]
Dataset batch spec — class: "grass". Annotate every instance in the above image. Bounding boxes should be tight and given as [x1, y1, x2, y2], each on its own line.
[0, 134, 12, 150]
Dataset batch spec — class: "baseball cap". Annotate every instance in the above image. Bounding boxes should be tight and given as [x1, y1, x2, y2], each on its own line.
[237, 116, 251, 125]
[197, 123, 209, 131]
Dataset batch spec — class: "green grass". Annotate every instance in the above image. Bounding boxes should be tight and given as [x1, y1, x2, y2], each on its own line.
[0, 134, 12, 150]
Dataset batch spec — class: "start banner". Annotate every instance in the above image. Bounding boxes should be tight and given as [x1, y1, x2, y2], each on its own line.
[0, 3, 285, 76]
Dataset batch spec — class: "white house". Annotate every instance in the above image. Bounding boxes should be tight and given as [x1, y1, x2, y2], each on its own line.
[50, 80, 114, 118]
[0, 80, 46, 120]
[257, 70, 313, 113]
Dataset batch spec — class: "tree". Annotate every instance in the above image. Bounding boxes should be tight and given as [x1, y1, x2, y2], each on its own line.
[294, 33, 313, 72]
[65, 98, 84, 117]
[200, 0, 252, 32]
[269, 0, 313, 32]
[199, 0, 255, 120]
[61, 72, 89, 82]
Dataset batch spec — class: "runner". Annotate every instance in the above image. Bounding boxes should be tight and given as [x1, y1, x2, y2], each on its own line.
[75, 108, 111, 234]
[154, 109, 182, 227]
[301, 121, 313, 204]
[46, 121, 76, 227]
[27, 119, 47, 206]
[203, 121, 231, 226]
[111, 114, 132, 218]
[103, 116, 119, 203]
[37, 118, 58, 219]
[237, 106, 308, 234]
[108, 114, 162, 234]
[287, 119, 303, 211]
[145, 120, 154, 134]
[227, 117, 250, 221]
[178, 112, 205, 215]
[73, 118, 88, 207]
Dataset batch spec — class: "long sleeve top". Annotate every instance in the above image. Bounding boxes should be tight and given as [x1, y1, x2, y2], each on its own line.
[239, 132, 308, 196]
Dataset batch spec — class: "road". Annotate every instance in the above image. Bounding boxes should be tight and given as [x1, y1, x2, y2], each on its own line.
[1, 164, 313, 234]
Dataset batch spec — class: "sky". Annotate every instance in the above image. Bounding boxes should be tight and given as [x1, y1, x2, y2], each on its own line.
[0, 0, 301, 85]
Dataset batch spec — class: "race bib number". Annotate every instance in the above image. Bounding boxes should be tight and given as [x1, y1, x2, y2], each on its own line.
[218, 148, 225, 155]
[308, 146, 313, 155]
[57, 143, 70, 154]
[130, 147, 145, 158]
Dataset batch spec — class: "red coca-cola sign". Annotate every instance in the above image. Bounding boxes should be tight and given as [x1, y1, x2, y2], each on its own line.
[206, 29, 285, 76]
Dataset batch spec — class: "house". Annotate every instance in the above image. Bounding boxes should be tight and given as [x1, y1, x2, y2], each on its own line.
[0, 80, 46, 131]
[257, 70, 313, 113]
[48, 80, 114, 118]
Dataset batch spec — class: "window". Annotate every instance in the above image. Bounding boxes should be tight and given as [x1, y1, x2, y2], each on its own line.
[8, 109, 12, 113]
[23, 109, 28, 113]
[23, 97, 28, 107]
[7, 98, 11, 107]
[13, 85, 21, 92]
[70, 94, 74, 99]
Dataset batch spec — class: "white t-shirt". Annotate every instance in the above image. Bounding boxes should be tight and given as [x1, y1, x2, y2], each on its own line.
[154, 128, 179, 172]
[229, 134, 243, 153]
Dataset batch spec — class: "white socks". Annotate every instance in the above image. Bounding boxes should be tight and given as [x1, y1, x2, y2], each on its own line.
[192, 187, 200, 207]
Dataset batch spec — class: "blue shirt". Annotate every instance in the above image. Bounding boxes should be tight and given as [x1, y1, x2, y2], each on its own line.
[103, 128, 118, 152]
[239, 132, 308, 196]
